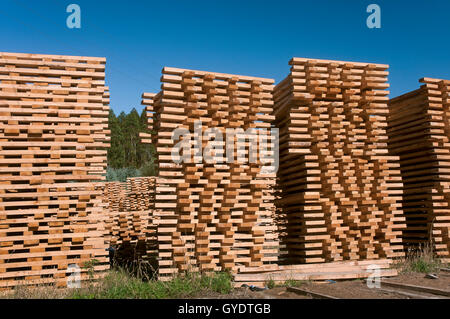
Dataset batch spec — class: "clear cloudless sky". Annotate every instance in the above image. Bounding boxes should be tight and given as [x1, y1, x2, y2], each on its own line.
[1, 0, 449, 114]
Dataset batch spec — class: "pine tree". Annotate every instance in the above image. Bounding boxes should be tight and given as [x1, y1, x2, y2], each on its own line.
[106, 108, 157, 181]
[107, 109, 125, 168]
[124, 108, 141, 168]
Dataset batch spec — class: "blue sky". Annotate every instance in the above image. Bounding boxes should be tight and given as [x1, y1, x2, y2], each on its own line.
[1, 0, 449, 114]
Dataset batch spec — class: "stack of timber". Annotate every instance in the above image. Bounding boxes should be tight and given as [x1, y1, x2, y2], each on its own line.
[0, 52, 110, 289]
[388, 78, 450, 262]
[273, 57, 405, 264]
[141, 67, 279, 279]
[234, 259, 397, 288]
[103, 176, 158, 266]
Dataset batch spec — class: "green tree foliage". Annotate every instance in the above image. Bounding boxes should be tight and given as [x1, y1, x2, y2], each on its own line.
[108, 109, 125, 168]
[107, 108, 156, 181]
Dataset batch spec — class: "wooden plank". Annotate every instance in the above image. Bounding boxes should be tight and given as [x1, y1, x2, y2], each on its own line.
[388, 77, 450, 256]
[141, 67, 278, 279]
[381, 280, 450, 297]
[0, 51, 110, 289]
[234, 269, 398, 282]
[286, 286, 339, 299]
[274, 57, 405, 264]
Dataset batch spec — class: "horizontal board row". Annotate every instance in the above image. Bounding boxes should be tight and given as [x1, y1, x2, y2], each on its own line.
[387, 77, 450, 259]
[142, 67, 279, 278]
[0, 52, 110, 289]
[274, 57, 405, 264]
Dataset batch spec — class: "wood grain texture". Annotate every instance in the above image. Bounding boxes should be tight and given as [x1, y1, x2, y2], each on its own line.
[0, 52, 110, 289]
[274, 58, 406, 264]
[388, 78, 450, 259]
[104, 177, 157, 266]
[141, 67, 279, 279]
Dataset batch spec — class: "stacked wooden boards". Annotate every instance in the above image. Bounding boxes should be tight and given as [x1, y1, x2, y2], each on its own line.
[0, 52, 110, 289]
[104, 177, 157, 264]
[388, 78, 450, 262]
[234, 259, 397, 288]
[141, 67, 279, 279]
[273, 57, 405, 264]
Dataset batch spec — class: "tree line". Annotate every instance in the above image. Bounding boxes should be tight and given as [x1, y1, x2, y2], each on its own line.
[106, 108, 156, 181]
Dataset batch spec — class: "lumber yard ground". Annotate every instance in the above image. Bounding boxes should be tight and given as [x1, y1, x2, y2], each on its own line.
[1, 261, 449, 299]
[217, 270, 450, 299]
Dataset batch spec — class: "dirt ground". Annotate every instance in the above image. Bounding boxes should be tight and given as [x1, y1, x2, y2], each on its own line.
[387, 270, 450, 291]
[203, 270, 450, 299]
[299, 280, 405, 299]
[199, 286, 310, 299]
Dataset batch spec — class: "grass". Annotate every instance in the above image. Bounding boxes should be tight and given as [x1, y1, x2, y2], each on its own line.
[283, 279, 306, 288]
[265, 278, 276, 289]
[2, 284, 69, 299]
[264, 276, 307, 289]
[396, 244, 443, 274]
[0, 270, 233, 299]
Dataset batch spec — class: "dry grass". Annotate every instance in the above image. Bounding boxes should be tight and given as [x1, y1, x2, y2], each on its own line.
[264, 274, 309, 289]
[0, 283, 70, 299]
[0, 269, 233, 299]
[395, 244, 443, 274]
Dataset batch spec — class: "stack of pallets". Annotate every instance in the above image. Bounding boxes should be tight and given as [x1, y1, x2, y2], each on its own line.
[388, 78, 450, 262]
[273, 57, 405, 264]
[0, 52, 110, 289]
[104, 176, 157, 264]
[141, 67, 279, 279]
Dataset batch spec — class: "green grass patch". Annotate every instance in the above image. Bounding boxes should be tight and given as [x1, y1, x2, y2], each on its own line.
[406, 257, 441, 273]
[397, 244, 442, 274]
[0, 270, 233, 299]
[264, 277, 307, 289]
[69, 270, 233, 299]
[265, 278, 276, 289]
[283, 279, 306, 288]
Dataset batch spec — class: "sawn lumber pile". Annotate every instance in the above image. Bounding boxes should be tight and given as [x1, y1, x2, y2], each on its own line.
[141, 67, 279, 279]
[388, 78, 450, 262]
[273, 57, 406, 264]
[0, 52, 110, 289]
[234, 259, 397, 288]
[104, 176, 157, 264]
